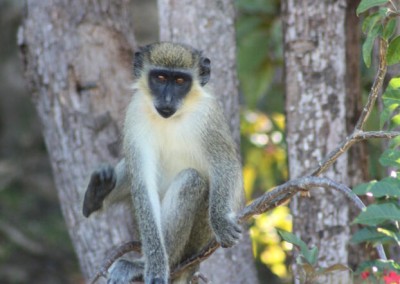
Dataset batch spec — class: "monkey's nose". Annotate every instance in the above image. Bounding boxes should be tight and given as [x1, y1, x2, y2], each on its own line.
[156, 106, 175, 118]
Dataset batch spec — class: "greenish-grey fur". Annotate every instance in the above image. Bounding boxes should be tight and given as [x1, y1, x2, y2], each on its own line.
[82, 42, 243, 284]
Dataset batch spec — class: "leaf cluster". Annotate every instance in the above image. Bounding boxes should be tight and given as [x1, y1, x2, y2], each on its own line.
[277, 229, 349, 283]
[352, 0, 400, 279]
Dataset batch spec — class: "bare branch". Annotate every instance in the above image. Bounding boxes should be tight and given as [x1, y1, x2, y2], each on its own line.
[354, 131, 400, 140]
[309, 130, 400, 177]
[172, 240, 220, 279]
[355, 38, 388, 131]
[191, 271, 210, 283]
[89, 241, 141, 284]
[89, 176, 388, 283]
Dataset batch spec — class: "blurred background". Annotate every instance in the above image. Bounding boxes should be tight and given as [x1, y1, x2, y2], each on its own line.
[0, 0, 380, 283]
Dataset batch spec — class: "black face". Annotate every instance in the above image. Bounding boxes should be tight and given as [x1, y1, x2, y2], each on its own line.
[148, 69, 193, 118]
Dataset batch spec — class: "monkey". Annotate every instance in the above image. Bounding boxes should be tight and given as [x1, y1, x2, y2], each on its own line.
[82, 42, 244, 284]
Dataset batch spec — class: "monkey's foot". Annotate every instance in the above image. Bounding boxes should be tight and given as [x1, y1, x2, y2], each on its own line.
[212, 213, 242, 248]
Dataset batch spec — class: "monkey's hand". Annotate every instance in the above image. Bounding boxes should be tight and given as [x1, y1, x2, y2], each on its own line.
[82, 165, 116, 217]
[211, 212, 242, 248]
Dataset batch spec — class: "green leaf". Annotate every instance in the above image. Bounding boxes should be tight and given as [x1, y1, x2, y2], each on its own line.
[353, 203, 400, 225]
[377, 227, 400, 244]
[388, 36, 400, 65]
[381, 84, 400, 128]
[383, 18, 397, 40]
[389, 136, 400, 148]
[353, 180, 376, 195]
[277, 229, 308, 250]
[379, 149, 400, 168]
[362, 24, 382, 68]
[391, 114, 400, 128]
[351, 227, 394, 243]
[354, 177, 400, 198]
[357, 0, 389, 15]
[277, 229, 318, 265]
[380, 107, 393, 129]
[308, 247, 319, 266]
[362, 12, 382, 33]
[382, 89, 400, 107]
[388, 77, 400, 90]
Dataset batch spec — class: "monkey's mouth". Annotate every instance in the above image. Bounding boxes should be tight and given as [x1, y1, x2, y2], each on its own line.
[155, 106, 176, 118]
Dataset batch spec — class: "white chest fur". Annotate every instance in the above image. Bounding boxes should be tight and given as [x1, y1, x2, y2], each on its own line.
[126, 95, 209, 198]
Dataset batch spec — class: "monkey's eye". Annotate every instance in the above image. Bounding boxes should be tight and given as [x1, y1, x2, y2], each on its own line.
[175, 77, 185, 85]
[157, 75, 167, 83]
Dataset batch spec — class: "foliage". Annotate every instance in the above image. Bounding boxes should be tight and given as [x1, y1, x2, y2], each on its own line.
[255, 1, 400, 282]
[351, 0, 400, 281]
[277, 229, 350, 283]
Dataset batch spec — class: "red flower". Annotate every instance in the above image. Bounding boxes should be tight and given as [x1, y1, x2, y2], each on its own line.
[383, 271, 400, 284]
[361, 270, 370, 280]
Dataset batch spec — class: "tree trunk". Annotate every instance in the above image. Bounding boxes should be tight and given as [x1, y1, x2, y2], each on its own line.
[20, 0, 257, 283]
[282, 0, 352, 282]
[344, 0, 373, 269]
[158, 0, 258, 283]
[19, 0, 137, 281]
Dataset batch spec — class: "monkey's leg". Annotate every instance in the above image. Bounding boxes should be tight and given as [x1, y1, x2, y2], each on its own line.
[82, 159, 130, 217]
[161, 169, 208, 270]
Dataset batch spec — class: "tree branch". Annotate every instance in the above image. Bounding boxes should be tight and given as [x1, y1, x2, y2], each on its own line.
[90, 176, 387, 283]
[355, 38, 388, 131]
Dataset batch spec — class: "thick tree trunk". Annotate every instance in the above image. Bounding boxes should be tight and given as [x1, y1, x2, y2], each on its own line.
[21, 0, 257, 283]
[282, 0, 351, 282]
[158, 0, 258, 283]
[19, 0, 137, 281]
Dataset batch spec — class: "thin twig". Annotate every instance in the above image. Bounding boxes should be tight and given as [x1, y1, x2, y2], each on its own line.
[89, 241, 141, 284]
[354, 131, 400, 140]
[355, 38, 388, 131]
[192, 272, 210, 283]
[172, 240, 220, 279]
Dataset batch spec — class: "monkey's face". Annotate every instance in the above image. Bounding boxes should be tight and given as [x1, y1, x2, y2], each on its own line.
[148, 68, 193, 118]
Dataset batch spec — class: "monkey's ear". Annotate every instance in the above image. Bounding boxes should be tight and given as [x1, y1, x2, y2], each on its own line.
[133, 51, 144, 78]
[199, 57, 211, 86]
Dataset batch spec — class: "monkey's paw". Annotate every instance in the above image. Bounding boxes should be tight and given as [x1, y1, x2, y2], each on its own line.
[211, 213, 242, 248]
[82, 164, 116, 217]
[108, 259, 143, 284]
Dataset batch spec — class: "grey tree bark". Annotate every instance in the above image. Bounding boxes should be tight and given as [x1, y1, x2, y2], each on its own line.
[19, 0, 137, 281]
[282, 0, 357, 282]
[157, 0, 258, 283]
[20, 0, 257, 283]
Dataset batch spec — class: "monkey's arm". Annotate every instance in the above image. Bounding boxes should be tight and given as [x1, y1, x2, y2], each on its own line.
[82, 159, 130, 217]
[204, 127, 243, 248]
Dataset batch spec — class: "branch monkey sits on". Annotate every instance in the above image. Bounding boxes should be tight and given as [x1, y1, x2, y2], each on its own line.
[82, 42, 244, 284]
